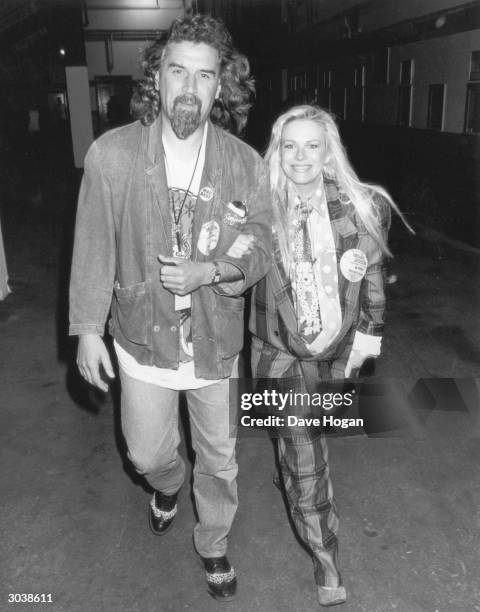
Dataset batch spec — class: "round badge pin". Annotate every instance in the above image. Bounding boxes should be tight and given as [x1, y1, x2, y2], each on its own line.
[199, 186, 214, 202]
[197, 220, 220, 255]
[340, 249, 368, 282]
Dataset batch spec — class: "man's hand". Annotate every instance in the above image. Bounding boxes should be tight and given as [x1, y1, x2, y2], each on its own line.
[158, 254, 211, 295]
[77, 334, 115, 392]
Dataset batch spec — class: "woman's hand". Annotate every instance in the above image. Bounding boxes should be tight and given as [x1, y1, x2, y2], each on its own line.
[344, 348, 370, 378]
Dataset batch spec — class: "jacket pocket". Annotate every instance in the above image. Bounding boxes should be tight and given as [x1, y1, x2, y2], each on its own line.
[215, 294, 245, 360]
[112, 281, 148, 345]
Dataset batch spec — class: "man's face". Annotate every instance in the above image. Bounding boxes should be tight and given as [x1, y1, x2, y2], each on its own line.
[158, 41, 221, 139]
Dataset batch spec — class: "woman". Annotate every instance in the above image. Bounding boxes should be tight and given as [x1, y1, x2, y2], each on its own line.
[250, 105, 412, 607]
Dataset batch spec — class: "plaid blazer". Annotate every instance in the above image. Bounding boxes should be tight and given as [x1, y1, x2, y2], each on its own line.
[249, 177, 391, 381]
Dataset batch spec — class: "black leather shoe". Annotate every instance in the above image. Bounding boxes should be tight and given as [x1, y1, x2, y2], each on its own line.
[148, 490, 178, 536]
[202, 555, 237, 601]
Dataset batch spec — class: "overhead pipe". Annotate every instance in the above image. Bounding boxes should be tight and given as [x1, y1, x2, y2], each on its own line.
[86, 1, 183, 10]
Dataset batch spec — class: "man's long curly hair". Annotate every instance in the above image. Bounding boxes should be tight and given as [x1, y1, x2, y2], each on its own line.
[130, 14, 255, 135]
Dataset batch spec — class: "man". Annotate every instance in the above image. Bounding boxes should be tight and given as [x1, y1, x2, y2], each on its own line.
[69, 14, 271, 601]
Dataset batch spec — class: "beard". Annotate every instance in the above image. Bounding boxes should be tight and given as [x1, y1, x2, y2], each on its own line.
[169, 94, 202, 139]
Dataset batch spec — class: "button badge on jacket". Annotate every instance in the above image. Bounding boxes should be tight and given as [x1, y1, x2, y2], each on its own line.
[197, 220, 220, 255]
[223, 200, 247, 227]
[199, 186, 214, 202]
[340, 249, 368, 282]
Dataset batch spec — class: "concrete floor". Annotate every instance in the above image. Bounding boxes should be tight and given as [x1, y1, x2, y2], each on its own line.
[1, 205, 480, 612]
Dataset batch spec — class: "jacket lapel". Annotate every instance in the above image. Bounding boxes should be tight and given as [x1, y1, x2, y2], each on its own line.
[324, 178, 358, 251]
[325, 177, 360, 320]
[144, 116, 172, 248]
[271, 232, 298, 335]
[192, 121, 223, 260]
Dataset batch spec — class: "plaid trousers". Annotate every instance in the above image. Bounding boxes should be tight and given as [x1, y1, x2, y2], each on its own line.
[252, 344, 342, 588]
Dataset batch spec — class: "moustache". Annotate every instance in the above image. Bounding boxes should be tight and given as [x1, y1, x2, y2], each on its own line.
[173, 94, 201, 110]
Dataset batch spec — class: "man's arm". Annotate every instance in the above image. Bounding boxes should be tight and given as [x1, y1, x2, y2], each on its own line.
[69, 142, 116, 390]
[158, 256, 243, 295]
[157, 163, 272, 297]
[213, 168, 273, 296]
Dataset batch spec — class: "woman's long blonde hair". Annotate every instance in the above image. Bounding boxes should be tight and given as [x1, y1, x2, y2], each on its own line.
[265, 105, 412, 274]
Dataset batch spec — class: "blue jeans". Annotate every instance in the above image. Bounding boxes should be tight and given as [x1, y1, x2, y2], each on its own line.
[119, 369, 238, 558]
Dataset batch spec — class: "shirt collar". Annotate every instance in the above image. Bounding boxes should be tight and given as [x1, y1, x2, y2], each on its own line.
[289, 176, 326, 215]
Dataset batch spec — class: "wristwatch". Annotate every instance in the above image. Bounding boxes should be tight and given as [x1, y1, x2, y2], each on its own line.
[210, 261, 221, 285]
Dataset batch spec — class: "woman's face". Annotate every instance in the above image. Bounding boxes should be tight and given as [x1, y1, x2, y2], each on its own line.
[280, 119, 327, 195]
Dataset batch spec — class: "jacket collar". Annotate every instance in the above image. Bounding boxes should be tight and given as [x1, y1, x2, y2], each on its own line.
[324, 176, 359, 242]
[144, 115, 162, 168]
[144, 114, 219, 172]
[143, 116, 170, 246]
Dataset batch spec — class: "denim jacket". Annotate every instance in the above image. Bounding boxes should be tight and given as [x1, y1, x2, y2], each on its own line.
[69, 118, 272, 379]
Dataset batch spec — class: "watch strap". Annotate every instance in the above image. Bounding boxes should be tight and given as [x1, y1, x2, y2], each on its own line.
[210, 261, 221, 285]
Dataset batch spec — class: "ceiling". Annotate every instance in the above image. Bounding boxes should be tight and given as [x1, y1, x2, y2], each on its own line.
[86, 0, 183, 8]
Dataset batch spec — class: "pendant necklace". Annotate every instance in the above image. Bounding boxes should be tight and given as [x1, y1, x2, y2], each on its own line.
[164, 141, 202, 256]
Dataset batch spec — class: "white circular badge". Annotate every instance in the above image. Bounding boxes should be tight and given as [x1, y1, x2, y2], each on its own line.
[199, 186, 214, 202]
[197, 220, 220, 255]
[340, 249, 368, 282]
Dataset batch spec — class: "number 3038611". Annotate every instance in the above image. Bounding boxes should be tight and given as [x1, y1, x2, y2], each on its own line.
[8, 594, 53, 603]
